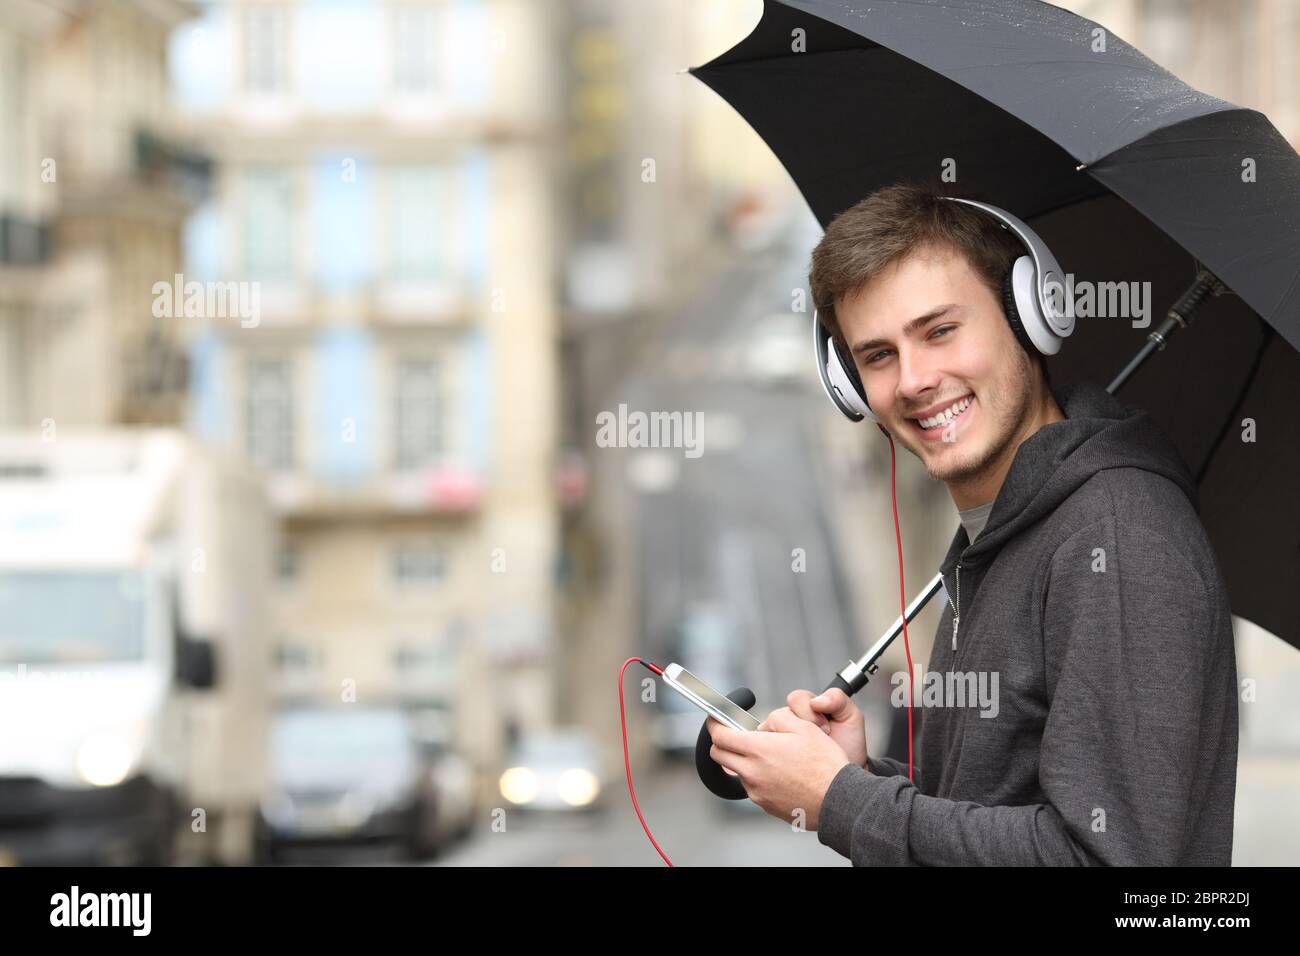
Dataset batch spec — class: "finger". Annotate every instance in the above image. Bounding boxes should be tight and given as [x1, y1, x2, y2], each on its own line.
[706, 716, 735, 742]
[708, 720, 751, 755]
[811, 688, 852, 718]
[710, 744, 751, 778]
[786, 689, 831, 728]
[761, 708, 804, 733]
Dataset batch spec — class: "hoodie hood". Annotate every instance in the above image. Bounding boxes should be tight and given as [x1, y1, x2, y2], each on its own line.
[940, 379, 1198, 575]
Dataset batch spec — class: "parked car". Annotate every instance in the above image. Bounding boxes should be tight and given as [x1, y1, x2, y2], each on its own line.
[498, 729, 605, 814]
[409, 708, 476, 846]
[255, 705, 439, 863]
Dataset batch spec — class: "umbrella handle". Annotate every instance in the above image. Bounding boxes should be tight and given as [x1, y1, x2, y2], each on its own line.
[695, 676, 857, 800]
[695, 687, 755, 800]
[1168, 265, 1229, 328]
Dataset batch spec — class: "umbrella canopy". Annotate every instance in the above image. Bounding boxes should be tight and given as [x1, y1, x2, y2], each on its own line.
[689, 0, 1300, 648]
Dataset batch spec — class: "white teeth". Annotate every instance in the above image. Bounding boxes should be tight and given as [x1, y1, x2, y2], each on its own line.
[917, 395, 973, 429]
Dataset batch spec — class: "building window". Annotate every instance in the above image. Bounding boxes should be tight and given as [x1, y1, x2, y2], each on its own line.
[276, 544, 300, 585]
[242, 168, 294, 279]
[394, 357, 443, 470]
[393, 643, 431, 669]
[392, 544, 447, 588]
[274, 641, 316, 672]
[247, 357, 295, 472]
[390, 167, 441, 280]
[393, 4, 438, 94]
[0, 37, 28, 207]
[245, 5, 289, 94]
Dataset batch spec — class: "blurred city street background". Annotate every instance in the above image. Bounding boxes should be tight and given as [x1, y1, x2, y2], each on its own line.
[0, 0, 1297, 867]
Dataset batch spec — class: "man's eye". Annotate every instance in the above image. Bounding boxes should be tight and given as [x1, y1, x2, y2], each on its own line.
[865, 325, 953, 365]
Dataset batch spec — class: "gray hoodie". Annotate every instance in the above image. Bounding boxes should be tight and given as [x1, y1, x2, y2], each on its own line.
[817, 380, 1239, 866]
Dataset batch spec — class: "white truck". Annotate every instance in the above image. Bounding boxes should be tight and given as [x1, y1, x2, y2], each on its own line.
[0, 430, 273, 865]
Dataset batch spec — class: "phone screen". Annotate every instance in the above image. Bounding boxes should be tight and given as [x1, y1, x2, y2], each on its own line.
[666, 665, 761, 731]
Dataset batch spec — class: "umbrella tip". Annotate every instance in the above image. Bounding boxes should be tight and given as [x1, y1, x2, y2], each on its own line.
[677, 66, 693, 75]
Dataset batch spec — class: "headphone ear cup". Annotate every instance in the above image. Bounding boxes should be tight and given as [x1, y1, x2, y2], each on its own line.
[1001, 262, 1038, 356]
[830, 337, 874, 420]
[831, 338, 862, 394]
[814, 310, 875, 422]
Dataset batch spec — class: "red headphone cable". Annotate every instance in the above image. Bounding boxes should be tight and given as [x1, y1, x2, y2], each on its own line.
[619, 426, 915, 864]
[619, 657, 673, 866]
[879, 423, 916, 782]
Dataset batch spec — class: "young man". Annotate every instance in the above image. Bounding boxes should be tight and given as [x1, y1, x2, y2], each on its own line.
[705, 183, 1239, 865]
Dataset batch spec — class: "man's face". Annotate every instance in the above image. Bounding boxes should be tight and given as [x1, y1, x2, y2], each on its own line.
[836, 243, 1039, 485]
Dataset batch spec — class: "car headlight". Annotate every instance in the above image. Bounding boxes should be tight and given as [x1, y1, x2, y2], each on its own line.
[337, 790, 377, 826]
[260, 793, 296, 827]
[557, 768, 599, 807]
[499, 767, 538, 805]
[76, 733, 137, 787]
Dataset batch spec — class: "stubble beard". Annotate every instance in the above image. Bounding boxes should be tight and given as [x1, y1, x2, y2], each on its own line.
[913, 350, 1038, 486]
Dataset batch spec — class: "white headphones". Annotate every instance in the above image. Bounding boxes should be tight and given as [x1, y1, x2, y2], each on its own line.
[813, 197, 1075, 423]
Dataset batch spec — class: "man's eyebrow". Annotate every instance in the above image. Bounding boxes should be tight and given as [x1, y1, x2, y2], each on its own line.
[851, 304, 958, 354]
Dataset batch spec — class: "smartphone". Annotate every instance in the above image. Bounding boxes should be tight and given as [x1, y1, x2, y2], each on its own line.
[661, 663, 762, 732]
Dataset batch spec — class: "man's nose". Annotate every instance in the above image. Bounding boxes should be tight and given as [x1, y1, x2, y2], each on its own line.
[895, 344, 943, 408]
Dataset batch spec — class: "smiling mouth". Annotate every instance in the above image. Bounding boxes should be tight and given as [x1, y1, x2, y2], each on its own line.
[909, 393, 975, 433]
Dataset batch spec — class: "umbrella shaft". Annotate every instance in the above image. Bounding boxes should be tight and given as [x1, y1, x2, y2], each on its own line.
[1109, 266, 1226, 394]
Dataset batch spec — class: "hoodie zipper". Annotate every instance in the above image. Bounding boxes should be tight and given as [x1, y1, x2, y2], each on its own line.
[946, 564, 962, 652]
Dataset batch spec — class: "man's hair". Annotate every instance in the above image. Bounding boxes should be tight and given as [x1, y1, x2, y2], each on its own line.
[808, 181, 1051, 383]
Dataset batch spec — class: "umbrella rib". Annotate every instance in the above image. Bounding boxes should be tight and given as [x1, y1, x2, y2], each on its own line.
[1194, 325, 1275, 488]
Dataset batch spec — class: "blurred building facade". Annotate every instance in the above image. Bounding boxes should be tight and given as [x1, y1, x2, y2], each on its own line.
[551, 0, 818, 757]
[168, 0, 563, 771]
[1063, 0, 1300, 146]
[0, 0, 202, 431]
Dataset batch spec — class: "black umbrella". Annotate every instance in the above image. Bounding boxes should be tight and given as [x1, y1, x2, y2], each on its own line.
[687, 0, 1300, 655]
